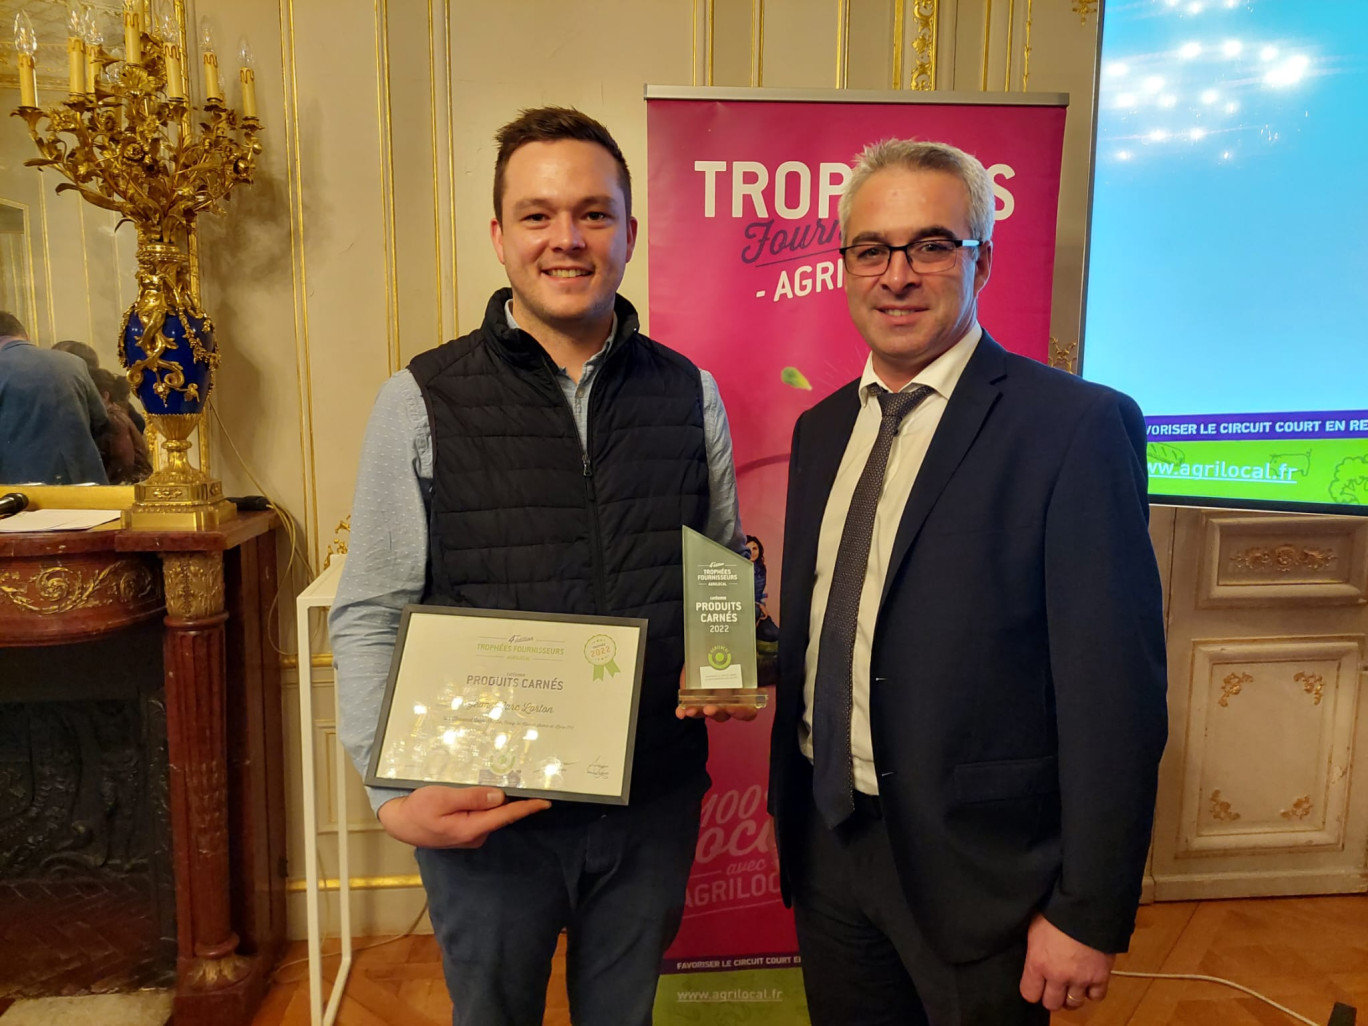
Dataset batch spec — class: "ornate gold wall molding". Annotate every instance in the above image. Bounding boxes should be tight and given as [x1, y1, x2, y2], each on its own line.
[1209, 789, 1241, 822]
[1230, 544, 1337, 574]
[0, 560, 158, 615]
[1071, 0, 1099, 26]
[1280, 796, 1312, 821]
[1294, 671, 1325, 706]
[1048, 336, 1078, 374]
[163, 552, 225, 618]
[285, 873, 422, 893]
[909, 0, 937, 91]
[323, 515, 351, 569]
[1218, 671, 1251, 707]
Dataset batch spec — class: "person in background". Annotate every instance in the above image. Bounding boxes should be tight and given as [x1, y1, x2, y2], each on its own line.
[90, 366, 151, 483]
[0, 313, 108, 484]
[54, 338, 147, 432]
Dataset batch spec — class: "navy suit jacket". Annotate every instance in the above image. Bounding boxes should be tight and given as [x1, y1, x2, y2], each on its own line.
[768, 333, 1168, 964]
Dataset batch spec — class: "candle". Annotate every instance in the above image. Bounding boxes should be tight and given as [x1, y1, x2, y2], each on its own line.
[202, 50, 221, 101]
[239, 67, 256, 118]
[166, 45, 184, 100]
[238, 38, 256, 118]
[17, 53, 36, 108]
[13, 12, 39, 107]
[68, 36, 86, 98]
[66, 6, 85, 98]
[122, 0, 141, 64]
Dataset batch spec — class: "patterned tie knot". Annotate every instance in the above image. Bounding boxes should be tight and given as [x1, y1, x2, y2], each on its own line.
[875, 384, 934, 431]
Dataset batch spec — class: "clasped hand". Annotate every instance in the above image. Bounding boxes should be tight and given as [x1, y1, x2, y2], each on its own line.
[377, 785, 550, 848]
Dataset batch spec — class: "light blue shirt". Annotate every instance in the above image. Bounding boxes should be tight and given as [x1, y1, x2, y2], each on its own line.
[330, 312, 744, 811]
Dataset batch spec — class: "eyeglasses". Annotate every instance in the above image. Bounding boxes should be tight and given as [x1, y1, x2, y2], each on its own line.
[838, 237, 982, 277]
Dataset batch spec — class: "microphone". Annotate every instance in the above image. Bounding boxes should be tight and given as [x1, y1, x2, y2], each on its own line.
[0, 492, 30, 519]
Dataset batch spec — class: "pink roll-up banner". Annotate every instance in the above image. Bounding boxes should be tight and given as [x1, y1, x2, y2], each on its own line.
[647, 90, 1068, 1024]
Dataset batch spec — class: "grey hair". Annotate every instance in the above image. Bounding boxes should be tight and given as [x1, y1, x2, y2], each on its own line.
[838, 139, 995, 244]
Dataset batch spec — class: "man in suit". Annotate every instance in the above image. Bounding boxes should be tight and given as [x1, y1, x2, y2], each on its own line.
[768, 139, 1168, 1025]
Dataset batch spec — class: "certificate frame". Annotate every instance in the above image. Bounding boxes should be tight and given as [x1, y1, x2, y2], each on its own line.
[364, 605, 648, 805]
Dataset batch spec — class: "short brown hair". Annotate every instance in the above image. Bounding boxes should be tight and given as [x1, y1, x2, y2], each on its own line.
[492, 107, 632, 222]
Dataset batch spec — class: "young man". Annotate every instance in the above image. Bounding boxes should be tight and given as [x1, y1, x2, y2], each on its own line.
[331, 107, 744, 1026]
[768, 139, 1168, 1025]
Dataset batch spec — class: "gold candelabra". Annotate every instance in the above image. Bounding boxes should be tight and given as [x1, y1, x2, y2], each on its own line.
[11, 0, 262, 530]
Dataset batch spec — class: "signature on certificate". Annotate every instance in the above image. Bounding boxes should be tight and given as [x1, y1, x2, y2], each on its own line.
[587, 756, 611, 779]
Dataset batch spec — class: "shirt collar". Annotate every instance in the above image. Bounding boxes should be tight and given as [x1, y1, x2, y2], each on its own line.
[0, 336, 33, 353]
[503, 299, 618, 373]
[858, 321, 982, 407]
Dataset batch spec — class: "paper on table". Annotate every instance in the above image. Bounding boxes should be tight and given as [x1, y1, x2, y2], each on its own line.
[0, 509, 122, 532]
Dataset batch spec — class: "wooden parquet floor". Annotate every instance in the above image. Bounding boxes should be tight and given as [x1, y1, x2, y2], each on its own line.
[252, 895, 1368, 1026]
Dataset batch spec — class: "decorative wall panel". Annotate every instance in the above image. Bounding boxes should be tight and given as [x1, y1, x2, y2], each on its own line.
[1198, 514, 1368, 607]
[1177, 638, 1360, 856]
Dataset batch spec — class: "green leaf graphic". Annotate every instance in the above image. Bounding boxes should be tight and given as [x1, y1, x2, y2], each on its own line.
[1146, 442, 1186, 465]
[780, 366, 812, 390]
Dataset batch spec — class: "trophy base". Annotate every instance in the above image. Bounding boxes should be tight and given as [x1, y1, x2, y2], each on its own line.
[677, 689, 769, 710]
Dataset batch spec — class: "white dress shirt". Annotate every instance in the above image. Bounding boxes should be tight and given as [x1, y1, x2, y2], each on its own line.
[800, 324, 982, 795]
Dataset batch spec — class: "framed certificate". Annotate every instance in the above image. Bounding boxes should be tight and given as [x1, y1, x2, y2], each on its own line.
[365, 606, 647, 804]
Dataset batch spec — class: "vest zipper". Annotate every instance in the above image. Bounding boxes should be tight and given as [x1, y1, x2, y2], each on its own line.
[546, 359, 610, 615]
[581, 415, 609, 615]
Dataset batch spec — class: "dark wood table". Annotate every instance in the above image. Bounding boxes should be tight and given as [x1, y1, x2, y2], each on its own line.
[0, 511, 286, 1026]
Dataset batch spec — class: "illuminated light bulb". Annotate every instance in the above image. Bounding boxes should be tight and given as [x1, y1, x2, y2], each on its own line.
[1263, 54, 1309, 88]
[14, 11, 37, 55]
[1158, 94, 1178, 109]
[1116, 150, 1133, 161]
[442, 729, 457, 746]
[494, 733, 509, 750]
[81, 6, 100, 45]
[488, 702, 505, 720]
[413, 703, 427, 715]
[1179, 42, 1201, 59]
[1201, 90, 1219, 104]
[524, 729, 539, 741]
[1224, 0, 1237, 6]
[1221, 150, 1232, 160]
[150, 0, 173, 39]
[1187, 2, 1204, 13]
[1147, 128, 1170, 142]
[450, 696, 464, 710]
[1221, 39, 1242, 57]
[68, 2, 83, 36]
[1224, 101, 1239, 113]
[543, 758, 563, 779]
[1260, 45, 1278, 62]
[1189, 127, 1206, 140]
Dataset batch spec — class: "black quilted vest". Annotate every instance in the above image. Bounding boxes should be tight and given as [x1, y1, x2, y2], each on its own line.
[408, 289, 711, 804]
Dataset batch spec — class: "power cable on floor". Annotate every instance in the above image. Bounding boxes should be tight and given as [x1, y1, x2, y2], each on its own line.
[1112, 969, 1356, 1025]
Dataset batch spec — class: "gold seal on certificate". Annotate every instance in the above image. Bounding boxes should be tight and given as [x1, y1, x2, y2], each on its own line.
[365, 607, 647, 804]
[678, 526, 767, 709]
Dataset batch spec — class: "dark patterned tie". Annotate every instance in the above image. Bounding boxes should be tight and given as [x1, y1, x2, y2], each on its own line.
[812, 384, 934, 829]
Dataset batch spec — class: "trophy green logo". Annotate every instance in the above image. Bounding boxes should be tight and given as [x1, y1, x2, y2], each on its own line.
[707, 645, 733, 670]
[584, 634, 620, 680]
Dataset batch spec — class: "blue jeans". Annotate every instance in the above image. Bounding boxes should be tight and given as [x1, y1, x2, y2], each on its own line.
[415, 774, 707, 1026]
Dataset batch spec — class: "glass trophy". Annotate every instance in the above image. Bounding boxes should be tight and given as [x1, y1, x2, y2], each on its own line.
[679, 526, 767, 709]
